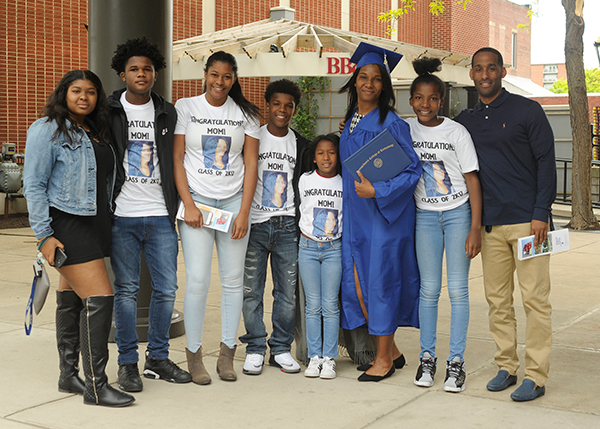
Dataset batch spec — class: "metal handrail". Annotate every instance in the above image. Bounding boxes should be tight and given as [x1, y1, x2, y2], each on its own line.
[555, 157, 600, 208]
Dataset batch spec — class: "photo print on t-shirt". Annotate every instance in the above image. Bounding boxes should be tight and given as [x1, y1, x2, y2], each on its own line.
[313, 208, 339, 238]
[202, 135, 231, 170]
[262, 171, 288, 208]
[423, 160, 455, 196]
[127, 140, 155, 177]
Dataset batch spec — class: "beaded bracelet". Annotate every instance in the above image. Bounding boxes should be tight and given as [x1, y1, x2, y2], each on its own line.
[37, 236, 51, 251]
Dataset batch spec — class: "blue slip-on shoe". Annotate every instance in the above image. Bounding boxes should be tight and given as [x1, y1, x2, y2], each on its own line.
[510, 379, 545, 402]
[486, 370, 517, 391]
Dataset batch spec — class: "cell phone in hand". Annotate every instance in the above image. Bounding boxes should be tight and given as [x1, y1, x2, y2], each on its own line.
[54, 247, 68, 268]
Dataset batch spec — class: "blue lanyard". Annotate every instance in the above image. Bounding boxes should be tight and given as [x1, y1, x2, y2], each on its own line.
[24, 258, 44, 335]
[24, 275, 38, 335]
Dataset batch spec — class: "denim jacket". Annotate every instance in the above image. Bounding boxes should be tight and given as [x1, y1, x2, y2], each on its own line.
[23, 117, 116, 239]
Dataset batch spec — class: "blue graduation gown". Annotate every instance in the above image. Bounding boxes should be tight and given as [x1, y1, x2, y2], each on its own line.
[339, 109, 422, 335]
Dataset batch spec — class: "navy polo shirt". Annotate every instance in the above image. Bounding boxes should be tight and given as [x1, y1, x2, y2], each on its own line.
[455, 88, 556, 226]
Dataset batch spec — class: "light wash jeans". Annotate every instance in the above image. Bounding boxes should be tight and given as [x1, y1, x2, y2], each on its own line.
[298, 236, 342, 358]
[179, 191, 249, 352]
[415, 201, 471, 362]
[112, 215, 179, 364]
[240, 216, 298, 356]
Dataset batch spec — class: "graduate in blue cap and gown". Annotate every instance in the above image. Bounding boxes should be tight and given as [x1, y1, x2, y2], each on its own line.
[339, 42, 422, 382]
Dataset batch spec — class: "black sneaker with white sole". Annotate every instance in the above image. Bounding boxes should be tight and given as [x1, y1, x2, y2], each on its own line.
[444, 357, 466, 392]
[143, 357, 192, 383]
[118, 363, 143, 392]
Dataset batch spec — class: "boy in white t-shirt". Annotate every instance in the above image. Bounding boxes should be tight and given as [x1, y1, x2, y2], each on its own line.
[240, 79, 309, 375]
[108, 37, 191, 393]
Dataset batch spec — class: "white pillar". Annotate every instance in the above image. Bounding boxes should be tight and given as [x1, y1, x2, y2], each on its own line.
[202, 0, 216, 34]
[341, 0, 350, 30]
[390, 0, 399, 41]
[280, 0, 291, 7]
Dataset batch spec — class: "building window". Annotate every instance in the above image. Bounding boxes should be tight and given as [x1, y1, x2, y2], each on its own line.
[512, 32, 517, 69]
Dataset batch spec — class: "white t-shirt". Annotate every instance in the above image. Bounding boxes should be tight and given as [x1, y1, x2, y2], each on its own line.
[407, 117, 479, 211]
[174, 94, 260, 199]
[115, 93, 168, 217]
[298, 171, 343, 242]
[251, 125, 297, 224]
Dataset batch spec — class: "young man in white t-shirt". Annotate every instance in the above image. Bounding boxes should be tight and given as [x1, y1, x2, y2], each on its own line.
[108, 37, 191, 392]
[240, 79, 309, 375]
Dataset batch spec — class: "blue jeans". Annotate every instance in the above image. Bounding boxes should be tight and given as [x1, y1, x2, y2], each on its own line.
[415, 201, 471, 362]
[298, 236, 342, 359]
[180, 191, 248, 352]
[240, 216, 298, 355]
[112, 215, 179, 364]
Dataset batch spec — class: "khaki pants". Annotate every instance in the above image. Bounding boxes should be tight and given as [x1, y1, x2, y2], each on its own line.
[481, 222, 552, 386]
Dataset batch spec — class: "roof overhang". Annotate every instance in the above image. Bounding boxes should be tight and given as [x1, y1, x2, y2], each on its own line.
[173, 19, 473, 85]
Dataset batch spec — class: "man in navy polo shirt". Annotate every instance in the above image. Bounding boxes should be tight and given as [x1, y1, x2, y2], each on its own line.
[455, 47, 556, 402]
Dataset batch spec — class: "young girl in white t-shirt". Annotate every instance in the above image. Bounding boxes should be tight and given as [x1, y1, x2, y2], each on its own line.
[407, 58, 482, 393]
[173, 51, 260, 385]
[297, 134, 343, 379]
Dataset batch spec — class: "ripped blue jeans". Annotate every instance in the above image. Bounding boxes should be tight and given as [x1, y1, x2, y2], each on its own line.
[239, 216, 298, 356]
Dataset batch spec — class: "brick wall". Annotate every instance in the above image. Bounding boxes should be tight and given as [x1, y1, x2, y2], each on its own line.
[293, 0, 341, 27]
[1, 0, 89, 154]
[216, 0, 277, 30]
[489, 0, 530, 78]
[530, 63, 567, 88]
[448, 0, 490, 57]
[531, 64, 544, 87]
[396, 4, 433, 47]
[530, 94, 600, 123]
[1, 0, 533, 152]
[173, 0, 204, 104]
[349, 0, 389, 38]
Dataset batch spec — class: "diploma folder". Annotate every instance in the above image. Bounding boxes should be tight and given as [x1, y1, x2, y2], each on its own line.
[343, 128, 412, 183]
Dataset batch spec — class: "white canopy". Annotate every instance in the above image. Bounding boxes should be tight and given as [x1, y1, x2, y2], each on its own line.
[173, 18, 472, 85]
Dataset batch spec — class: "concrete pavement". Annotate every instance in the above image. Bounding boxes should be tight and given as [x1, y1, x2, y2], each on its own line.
[0, 219, 599, 428]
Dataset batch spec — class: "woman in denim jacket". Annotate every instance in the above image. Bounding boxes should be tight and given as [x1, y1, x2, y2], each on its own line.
[23, 70, 134, 407]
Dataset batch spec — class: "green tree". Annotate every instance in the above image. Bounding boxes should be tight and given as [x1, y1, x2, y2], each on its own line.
[549, 68, 600, 93]
[562, 0, 599, 229]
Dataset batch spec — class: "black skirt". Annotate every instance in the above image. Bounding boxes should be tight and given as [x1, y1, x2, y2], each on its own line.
[50, 207, 110, 265]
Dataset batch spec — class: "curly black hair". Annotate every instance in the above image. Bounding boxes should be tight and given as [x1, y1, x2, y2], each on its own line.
[410, 57, 445, 99]
[110, 36, 167, 74]
[264, 79, 302, 105]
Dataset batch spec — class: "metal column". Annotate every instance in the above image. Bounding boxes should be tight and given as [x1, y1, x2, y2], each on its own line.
[88, 0, 184, 341]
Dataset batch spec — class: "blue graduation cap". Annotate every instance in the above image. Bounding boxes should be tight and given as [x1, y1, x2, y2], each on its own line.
[350, 42, 403, 74]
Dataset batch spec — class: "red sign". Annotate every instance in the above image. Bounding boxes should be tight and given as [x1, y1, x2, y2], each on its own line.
[327, 57, 356, 75]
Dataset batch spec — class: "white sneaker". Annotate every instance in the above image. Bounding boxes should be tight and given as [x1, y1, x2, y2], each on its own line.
[320, 357, 336, 379]
[242, 353, 264, 375]
[304, 356, 322, 378]
[269, 352, 301, 373]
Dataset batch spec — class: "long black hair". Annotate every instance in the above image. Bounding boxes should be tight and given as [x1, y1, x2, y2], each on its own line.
[42, 70, 110, 143]
[339, 63, 396, 125]
[204, 51, 260, 122]
[410, 57, 445, 99]
[304, 133, 342, 176]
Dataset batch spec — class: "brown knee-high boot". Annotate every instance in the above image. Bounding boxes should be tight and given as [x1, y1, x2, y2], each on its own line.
[80, 295, 135, 407]
[56, 290, 85, 394]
